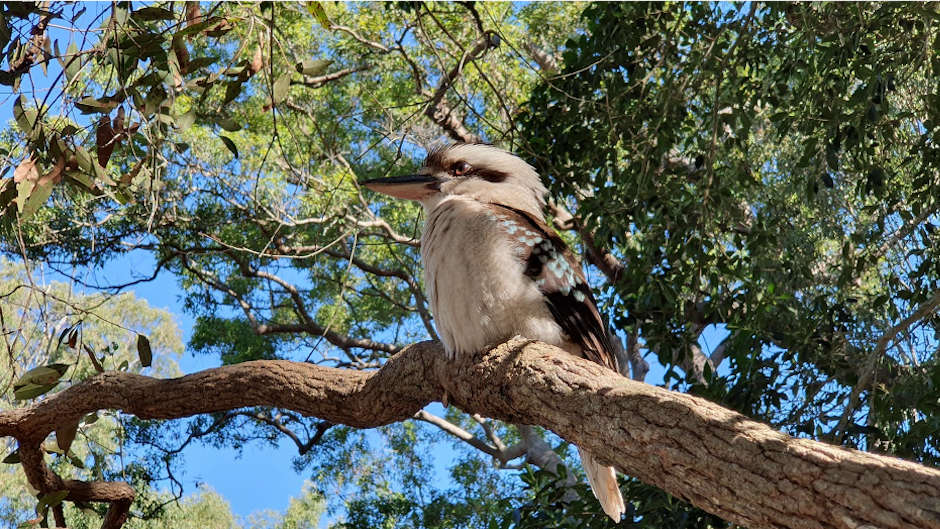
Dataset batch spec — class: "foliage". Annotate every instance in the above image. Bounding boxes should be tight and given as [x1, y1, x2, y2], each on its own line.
[0, 261, 185, 527]
[522, 1, 940, 456]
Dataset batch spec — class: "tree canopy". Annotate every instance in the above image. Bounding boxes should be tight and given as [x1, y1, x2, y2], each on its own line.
[1, 2, 939, 529]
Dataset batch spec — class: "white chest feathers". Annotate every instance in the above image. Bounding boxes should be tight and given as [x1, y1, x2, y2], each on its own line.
[421, 197, 566, 358]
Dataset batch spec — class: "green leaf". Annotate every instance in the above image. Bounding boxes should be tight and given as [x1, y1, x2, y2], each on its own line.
[175, 19, 214, 37]
[36, 490, 69, 516]
[219, 135, 238, 159]
[306, 2, 332, 28]
[175, 110, 196, 131]
[216, 117, 240, 132]
[14, 383, 58, 401]
[137, 333, 152, 367]
[223, 80, 243, 106]
[19, 179, 54, 219]
[74, 96, 119, 114]
[2, 450, 20, 464]
[68, 452, 85, 469]
[13, 364, 69, 390]
[65, 171, 94, 191]
[74, 146, 93, 173]
[295, 59, 332, 77]
[64, 42, 80, 81]
[273, 73, 291, 105]
[132, 6, 176, 21]
[13, 95, 38, 134]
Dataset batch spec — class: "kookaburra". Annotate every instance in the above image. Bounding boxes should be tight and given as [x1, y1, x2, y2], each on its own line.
[363, 143, 626, 521]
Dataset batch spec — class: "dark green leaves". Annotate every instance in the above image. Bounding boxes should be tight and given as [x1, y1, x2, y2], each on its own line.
[137, 333, 152, 367]
[219, 135, 238, 159]
[132, 6, 176, 21]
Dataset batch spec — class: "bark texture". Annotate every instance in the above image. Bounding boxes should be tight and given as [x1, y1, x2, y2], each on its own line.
[3, 338, 939, 529]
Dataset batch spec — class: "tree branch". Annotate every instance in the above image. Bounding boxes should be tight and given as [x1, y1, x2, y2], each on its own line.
[834, 289, 940, 440]
[3, 339, 939, 529]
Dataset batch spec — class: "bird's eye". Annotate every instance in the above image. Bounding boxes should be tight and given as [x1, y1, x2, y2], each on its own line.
[452, 161, 472, 176]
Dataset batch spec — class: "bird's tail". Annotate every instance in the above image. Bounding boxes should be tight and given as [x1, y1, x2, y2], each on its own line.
[578, 446, 625, 522]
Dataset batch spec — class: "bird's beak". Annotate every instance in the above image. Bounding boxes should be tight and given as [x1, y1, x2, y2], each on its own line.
[361, 174, 440, 201]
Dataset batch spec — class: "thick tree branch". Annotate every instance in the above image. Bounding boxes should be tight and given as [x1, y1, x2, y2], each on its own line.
[3, 339, 939, 529]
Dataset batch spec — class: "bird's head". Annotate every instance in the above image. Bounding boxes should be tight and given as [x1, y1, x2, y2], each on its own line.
[362, 143, 548, 220]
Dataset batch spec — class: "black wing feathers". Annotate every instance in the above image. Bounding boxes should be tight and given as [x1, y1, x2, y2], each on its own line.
[490, 204, 619, 372]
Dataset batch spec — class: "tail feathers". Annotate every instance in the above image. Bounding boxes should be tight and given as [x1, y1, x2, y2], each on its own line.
[578, 447, 625, 522]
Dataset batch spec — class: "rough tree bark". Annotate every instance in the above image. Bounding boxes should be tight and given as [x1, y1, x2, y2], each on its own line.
[2, 338, 939, 529]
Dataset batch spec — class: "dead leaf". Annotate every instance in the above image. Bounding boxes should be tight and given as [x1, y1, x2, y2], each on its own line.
[113, 106, 125, 133]
[13, 157, 38, 183]
[38, 154, 65, 187]
[173, 35, 190, 74]
[96, 116, 116, 168]
[249, 46, 263, 75]
[120, 158, 144, 186]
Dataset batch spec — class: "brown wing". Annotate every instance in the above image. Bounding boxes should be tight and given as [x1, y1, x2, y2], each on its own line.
[488, 204, 619, 372]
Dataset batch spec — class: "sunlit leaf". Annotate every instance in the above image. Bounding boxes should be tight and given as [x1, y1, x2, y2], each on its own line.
[13, 383, 58, 401]
[296, 59, 332, 77]
[35, 490, 69, 516]
[175, 110, 196, 131]
[306, 2, 332, 28]
[13, 364, 69, 390]
[19, 179, 54, 219]
[273, 73, 291, 104]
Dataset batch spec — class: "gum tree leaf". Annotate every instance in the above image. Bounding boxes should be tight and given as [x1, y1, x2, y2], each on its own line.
[13, 364, 69, 389]
[56, 420, 79, 453]
[35, 490, 69, 516]
[273, 72, 291, 104]
[13, 383, 58, 401]
[137, 333, 152, 367]
[295, 59, 332, 77]
[175, 110, 196, 131]
[219, 135, 238, 159]
[306, 2, 332, 28]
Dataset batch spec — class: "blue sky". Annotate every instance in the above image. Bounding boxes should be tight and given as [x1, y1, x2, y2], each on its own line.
[103, 251, 309, 517]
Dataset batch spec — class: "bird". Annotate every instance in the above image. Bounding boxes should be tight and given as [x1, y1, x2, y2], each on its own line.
[362, 142, 626, 521]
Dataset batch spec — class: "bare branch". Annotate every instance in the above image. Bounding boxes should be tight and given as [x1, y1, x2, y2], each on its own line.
[293, 65, 372, 88]
[423, 34, 496, 143]
[414, 409, 501, 459]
